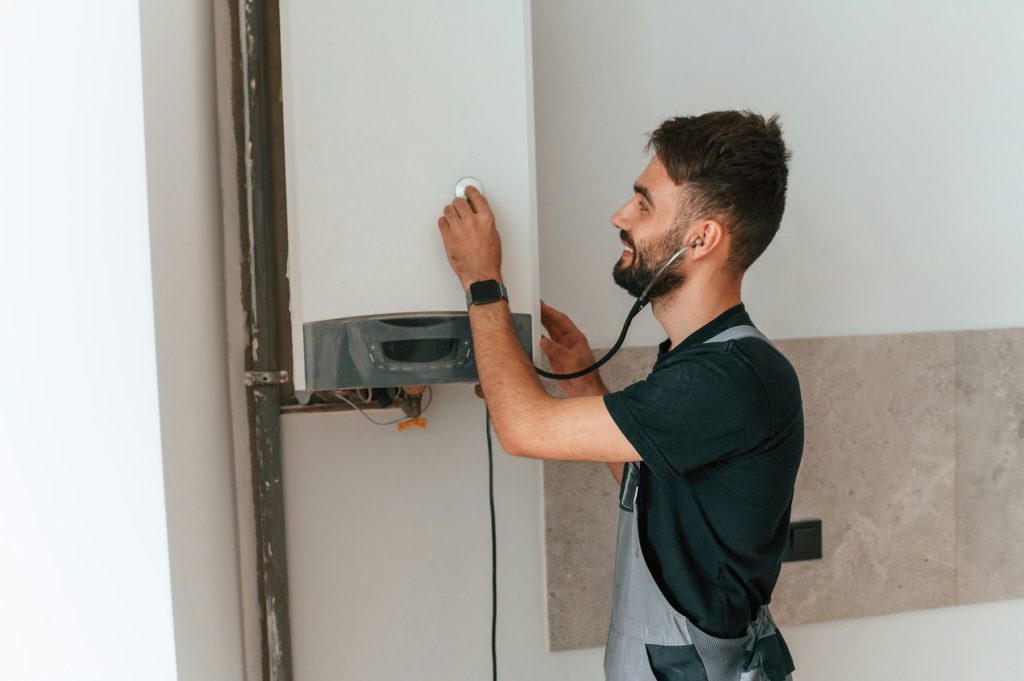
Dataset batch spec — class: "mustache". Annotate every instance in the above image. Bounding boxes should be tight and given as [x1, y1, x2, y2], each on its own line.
[618, 230, 634, 249]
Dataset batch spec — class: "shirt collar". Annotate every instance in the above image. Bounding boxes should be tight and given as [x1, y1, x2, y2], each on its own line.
[655, 302, 751, 363]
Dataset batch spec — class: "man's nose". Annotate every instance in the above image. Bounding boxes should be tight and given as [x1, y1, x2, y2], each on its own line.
[611, 203, 628, 229]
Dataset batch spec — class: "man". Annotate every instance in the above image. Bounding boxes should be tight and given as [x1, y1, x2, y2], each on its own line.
[437, 110, 802, 681]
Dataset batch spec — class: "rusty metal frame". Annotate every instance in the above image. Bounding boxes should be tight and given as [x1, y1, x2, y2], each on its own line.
[215, 0, 295, 679]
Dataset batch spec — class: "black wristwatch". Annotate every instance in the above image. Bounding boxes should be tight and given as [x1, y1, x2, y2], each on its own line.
[466, 279, 508, 308]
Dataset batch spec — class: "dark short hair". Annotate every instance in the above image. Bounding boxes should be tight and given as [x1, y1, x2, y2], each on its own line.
[645, 110, 791, 276]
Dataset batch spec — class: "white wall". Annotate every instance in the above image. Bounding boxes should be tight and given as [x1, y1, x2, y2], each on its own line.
[138, 1, 248, 680]
[533, 0, 1024, 348]
[0, 2, 178, 679]
[531, 1, 1024, 679]
[282, 389, 605, 681]
[783, 597, 1024, 681]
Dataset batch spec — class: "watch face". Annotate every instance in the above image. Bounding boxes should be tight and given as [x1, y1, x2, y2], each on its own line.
[471, 279, 502, 303]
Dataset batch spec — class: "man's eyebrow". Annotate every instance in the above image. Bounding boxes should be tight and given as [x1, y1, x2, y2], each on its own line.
[633, 182, 655, 209]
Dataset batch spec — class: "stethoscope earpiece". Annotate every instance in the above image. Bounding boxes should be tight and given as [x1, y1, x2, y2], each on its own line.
[693, 237, 705, 247]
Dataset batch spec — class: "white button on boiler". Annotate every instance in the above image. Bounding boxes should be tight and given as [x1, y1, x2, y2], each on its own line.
[454, 177, 484, 198]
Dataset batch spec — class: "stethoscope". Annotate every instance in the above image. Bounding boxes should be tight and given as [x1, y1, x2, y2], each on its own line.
[534, 237, 705, 380]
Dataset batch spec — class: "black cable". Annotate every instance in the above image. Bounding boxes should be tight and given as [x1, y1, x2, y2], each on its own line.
[485, 407, 497, 681]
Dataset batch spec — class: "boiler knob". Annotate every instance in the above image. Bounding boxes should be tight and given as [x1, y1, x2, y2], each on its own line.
[454, 177, 484, 198]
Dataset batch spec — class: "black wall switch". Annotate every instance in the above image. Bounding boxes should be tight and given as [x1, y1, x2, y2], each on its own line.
[782, 519, 822, 563]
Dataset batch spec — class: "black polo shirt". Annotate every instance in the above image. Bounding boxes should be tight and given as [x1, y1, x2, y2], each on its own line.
[603, 303, 804, 638]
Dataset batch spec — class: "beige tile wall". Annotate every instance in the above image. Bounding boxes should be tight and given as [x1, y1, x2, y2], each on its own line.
[955, 329, 1024, 604]
[541, 327, 1024, 651]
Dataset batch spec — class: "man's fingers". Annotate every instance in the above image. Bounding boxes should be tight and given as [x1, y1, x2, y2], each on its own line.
[540, 305, 565, 341]
[452, 197, 472, 218]
[540, 304, 568, 340]
[540, 300, 580, 338]
[540, 335, 571, 361]
[541, 335, 589, 374]
[465, 185, 490, 214]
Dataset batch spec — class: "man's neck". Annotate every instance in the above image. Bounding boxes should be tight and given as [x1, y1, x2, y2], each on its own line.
[651, 273, 743, 351]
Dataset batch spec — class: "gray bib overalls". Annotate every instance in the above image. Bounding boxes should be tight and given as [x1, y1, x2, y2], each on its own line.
[604, 325, 796, 681]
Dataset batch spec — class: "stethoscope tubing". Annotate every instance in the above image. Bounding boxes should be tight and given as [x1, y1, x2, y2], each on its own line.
[535, 240, 700, 380]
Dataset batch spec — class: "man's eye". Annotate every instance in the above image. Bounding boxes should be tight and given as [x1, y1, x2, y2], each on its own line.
[638, 201, 648, 212]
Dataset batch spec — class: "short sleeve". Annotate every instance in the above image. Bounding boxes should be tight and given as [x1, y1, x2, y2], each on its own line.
[602, 356, 771, 480]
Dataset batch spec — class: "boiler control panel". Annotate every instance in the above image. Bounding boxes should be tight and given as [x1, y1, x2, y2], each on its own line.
[303, 311, 533, 390]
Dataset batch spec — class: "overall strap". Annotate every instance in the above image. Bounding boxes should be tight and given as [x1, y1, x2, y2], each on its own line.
[703, 324, 778, 351]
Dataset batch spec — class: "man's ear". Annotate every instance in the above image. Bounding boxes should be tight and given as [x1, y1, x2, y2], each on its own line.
[690, 219, 726, 256]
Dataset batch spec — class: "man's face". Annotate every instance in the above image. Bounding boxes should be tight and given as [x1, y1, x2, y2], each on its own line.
[611, 155, 690, 300]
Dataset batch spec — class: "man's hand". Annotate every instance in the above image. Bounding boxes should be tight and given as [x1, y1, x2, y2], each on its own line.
[539, 300, 626, 485]
[436, 185, 503, 291]
[539, 300, 609, 398]
[435, 191, 636, 478]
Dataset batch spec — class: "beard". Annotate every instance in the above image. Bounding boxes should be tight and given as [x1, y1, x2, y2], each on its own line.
[612, 224, 689, 301]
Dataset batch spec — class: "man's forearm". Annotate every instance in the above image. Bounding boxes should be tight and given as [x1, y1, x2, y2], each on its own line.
[440, 190, 637, 468]
[465, 293, 628, 484]
[466, 296, 552, 453]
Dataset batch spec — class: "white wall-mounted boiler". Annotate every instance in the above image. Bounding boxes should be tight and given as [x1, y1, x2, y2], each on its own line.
[278, 0, 540, 393]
